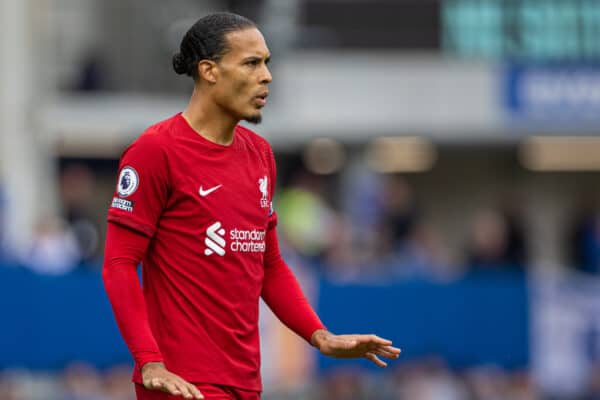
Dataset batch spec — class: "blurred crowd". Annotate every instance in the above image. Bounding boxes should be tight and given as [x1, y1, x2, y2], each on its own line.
[274, 162, 600, 283]
[1, 157, 600, 280]
[0, 363, 132, 400]
[4, 358, 600, 400]
[0, 162, 106, 274]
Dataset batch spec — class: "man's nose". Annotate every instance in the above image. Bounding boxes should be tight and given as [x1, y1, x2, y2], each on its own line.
[260, 65, 272, 84]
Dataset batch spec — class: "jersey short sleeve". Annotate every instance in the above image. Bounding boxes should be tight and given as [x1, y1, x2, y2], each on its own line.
[107, 132, 170, 237]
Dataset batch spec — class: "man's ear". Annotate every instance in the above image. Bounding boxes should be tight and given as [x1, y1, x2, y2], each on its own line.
[197, 60, 218, 84]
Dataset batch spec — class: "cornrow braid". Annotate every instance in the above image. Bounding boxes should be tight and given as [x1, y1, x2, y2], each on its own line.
[172, 12, 256, 80]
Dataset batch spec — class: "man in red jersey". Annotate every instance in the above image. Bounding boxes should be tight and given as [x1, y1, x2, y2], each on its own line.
[102, 12, 400, 400]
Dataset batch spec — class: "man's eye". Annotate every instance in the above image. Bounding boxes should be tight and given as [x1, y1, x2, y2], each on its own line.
[246, 60, 259, 66]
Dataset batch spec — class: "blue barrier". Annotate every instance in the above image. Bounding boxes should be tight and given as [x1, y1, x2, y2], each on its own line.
[0, 265, 130, 370]
[317, 271, 529, 371]
[0, 265, 528, 371]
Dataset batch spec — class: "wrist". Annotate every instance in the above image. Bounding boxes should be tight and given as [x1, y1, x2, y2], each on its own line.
[310, 329, 331, 350]
[141, 361, 165, 375]
[135, 350, 164, 372]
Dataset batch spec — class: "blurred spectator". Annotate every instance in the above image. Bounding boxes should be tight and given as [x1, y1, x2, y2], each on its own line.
[0, 370, 28, 400]
[340, 163, 385, 266]
[464, 365, 537, 400]
[102, 365, 135, 400]
[60, 163, 101, 264]
[392, 220, 457, 281]
[585, 362, 600, 400]
[464, 366, 512, 400]
[569, 195, 600, 274]
[320, 368, 367, 400]
[392, 359, 468, 400]
[61, 362, 106, 400]
[0, 369, 62, 400]
[21, 215, 81, 275]
[466, 208, 526, 271]
[277, 170, 337, 260]
[509, 370, 537, 400]
[321, 215, 369, 281]
[73, 50, 107, 92]
[378, 175, 419, 250]
[499, 197, 528, 267]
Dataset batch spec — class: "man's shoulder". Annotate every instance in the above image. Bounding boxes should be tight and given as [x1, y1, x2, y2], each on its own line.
[121, 114, 179, 160]
[133, 114, 179, 147]
[235, 124, 272, 152]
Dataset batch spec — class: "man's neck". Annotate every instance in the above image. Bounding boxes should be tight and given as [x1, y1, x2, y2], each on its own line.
[182, 89, 238, 146]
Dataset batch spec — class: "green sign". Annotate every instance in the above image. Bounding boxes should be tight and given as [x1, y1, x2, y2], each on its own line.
[443, 0, 600, 60]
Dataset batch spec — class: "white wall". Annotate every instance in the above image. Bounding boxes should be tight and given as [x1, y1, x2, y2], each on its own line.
[41, 52, 504, 149]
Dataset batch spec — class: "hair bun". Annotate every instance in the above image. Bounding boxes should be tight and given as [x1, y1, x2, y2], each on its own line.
[172, 53, 188, 75]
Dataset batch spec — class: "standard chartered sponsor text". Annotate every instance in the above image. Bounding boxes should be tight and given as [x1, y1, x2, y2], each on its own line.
[229, 228, 266, 252]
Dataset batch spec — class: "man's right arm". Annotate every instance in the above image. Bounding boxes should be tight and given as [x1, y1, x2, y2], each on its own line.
[101, 221, 162, 366]
[102, 222, 203, 400]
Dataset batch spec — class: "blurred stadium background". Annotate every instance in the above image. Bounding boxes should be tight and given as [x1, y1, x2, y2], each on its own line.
[3, 0, 600, 399]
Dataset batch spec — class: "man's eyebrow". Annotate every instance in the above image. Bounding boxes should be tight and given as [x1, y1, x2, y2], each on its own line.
[242, 54, 271, 62]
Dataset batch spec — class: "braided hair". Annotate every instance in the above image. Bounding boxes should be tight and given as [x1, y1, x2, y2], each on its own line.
[172, 12, 256, 80]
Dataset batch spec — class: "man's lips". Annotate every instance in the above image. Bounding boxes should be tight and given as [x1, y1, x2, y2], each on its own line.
[254, 92, 268, 106]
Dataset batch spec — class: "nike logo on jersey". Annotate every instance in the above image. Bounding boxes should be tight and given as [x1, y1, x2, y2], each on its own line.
[199, 184, 222, 197]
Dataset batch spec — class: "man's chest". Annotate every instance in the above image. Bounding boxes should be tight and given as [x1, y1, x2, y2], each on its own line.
[166, 151, 272, 229]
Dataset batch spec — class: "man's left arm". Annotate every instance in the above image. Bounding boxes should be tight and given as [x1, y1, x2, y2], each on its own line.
[261, 227, 324, 342]
[260, 228, 401, 367]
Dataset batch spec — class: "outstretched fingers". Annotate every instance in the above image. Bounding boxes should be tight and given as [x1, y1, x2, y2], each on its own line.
[372, 347, 401, 360]
[146, 377, 204, 399]
[149, 378, 177, 395]
[188, 384, 204, 399]
[368, 334, 393, 346]
[174, 380, 195, 399]
[365, 352, 388, 368]
[355, 334, 393, 347]
[173, 378, 204, 400]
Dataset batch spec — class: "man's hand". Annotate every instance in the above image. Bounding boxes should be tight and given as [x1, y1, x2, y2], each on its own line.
[141, 362, 204, 399]
[310, 329, 401, 368]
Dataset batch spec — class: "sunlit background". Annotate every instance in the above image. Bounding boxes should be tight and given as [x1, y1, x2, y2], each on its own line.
[2, 0, 600, 399]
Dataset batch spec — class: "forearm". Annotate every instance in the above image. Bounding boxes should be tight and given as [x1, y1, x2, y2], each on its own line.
[261, 228, 325, 343]
[102, 222, 163, 367]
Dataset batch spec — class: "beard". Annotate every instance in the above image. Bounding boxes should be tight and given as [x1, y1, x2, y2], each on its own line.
[244, 114, 262, 124]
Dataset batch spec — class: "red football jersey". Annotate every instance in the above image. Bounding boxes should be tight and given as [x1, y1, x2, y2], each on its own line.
[107, 113, 277, 391]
